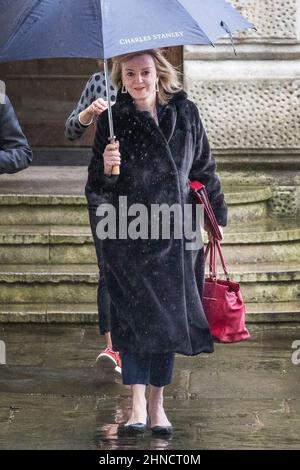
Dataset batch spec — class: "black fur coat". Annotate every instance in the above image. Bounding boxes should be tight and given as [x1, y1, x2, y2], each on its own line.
[88, 90, 227, 356]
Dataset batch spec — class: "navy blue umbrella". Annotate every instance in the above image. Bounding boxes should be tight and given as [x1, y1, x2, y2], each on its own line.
[0, 0, 253, 60]
[0, 0, 254, 172]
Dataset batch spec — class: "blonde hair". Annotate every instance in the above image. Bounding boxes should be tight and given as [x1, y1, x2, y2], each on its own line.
[111, 49, 182, 105]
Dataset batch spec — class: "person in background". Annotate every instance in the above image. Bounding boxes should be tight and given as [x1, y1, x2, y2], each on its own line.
[0, 94, 32, 174]
[65, 67, 121, 376]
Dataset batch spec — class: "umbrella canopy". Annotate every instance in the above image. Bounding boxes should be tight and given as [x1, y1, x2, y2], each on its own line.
[0, 0, 253, 61]
[0, 0, 254, 173]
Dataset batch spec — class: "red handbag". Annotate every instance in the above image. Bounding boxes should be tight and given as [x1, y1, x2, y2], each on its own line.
[189, 180, 251, 343]
[204, 239, 250, 343]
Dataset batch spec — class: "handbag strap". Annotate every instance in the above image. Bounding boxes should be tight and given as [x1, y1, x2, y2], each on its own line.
[204, 239, 230, 281]
[215, 239, 230, 280]
[189, 180, 222, 241]
[199, 187, 220, 237]
[204, 240, 217, 279]
[189, 180, 230, 281]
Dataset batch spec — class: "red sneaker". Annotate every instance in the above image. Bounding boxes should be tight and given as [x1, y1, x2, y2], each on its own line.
[96, 348, 122, 374]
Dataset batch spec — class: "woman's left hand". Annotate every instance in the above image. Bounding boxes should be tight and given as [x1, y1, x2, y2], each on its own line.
[207, 225, 224, 241]
[218, 225, 224, 240]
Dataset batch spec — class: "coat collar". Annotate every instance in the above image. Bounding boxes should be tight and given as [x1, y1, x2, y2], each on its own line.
[114, 89, 187, 143]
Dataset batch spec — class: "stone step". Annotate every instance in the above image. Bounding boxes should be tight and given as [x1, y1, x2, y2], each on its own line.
[0, 189, 271, 225]
[0, 166, 88, 195]
[0, 263, 299, 304]
[0, 301, 299, 324]
[0, 167, 89, 225]
[0, 166, 272, 200]
[0, 303, 97, 323]
[0, 167, 272, 225]
[246, 302, 300, 323]
[0, 225, 93, 264]
[0, 194, 89, 226]
[0, 219, 298, 264]
[223, 218, 300, 264]
[224, 186, 272, 223]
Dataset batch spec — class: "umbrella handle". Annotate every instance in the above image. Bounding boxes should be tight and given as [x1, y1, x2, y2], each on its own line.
[111, 165, 120, 175]
[108, 136, 120, 176]
[111, 166, 120, 175]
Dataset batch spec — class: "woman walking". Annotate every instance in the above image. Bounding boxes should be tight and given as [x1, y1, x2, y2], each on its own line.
[88, 49, 227, 435]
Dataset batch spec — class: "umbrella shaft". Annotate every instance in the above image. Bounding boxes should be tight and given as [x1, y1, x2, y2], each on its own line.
[104, 59, 115, 141]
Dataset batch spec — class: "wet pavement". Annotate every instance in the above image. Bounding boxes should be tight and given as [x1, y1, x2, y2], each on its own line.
[0, 324, 299, 450]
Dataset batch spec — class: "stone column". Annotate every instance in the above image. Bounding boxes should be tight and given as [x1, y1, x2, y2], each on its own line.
[184, 0, 300, 215]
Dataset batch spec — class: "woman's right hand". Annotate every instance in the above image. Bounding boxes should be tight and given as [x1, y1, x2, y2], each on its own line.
[103, 141, 121, 175]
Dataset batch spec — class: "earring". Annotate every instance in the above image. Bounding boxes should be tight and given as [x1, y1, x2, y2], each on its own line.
[156, 81, 159, 93]
[121, 84, 127, 94]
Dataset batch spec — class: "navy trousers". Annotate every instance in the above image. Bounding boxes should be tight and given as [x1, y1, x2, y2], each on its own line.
[120, 351, 175, 387]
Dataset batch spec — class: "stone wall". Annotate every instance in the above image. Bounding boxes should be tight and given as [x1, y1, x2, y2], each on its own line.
[230, 0, 298, 40]
[184, 0, 300, 213]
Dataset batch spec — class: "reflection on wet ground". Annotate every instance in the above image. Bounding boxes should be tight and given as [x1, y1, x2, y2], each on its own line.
[0, 324, 299, 450]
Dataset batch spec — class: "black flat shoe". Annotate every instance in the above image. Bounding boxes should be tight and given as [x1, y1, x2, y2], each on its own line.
[151, 425, 173, 436]
[118, 423, 146, 435]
